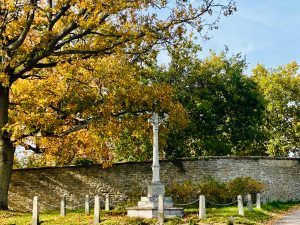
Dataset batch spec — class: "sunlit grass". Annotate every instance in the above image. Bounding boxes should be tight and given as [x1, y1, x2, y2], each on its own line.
[0, 201, 299, 225]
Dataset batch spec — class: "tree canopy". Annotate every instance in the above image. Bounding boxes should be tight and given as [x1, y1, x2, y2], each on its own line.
[154, 50, 266, 158]
[252, 62, 300, 156]
[11, 55, 185, 165]
[1, 0, 236, 158]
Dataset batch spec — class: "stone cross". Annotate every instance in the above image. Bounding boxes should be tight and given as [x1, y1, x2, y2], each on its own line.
[149, 112, 162, 183]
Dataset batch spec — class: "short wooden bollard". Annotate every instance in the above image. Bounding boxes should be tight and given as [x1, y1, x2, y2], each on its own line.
[32, 196, 39, 225]
[105, 194, 110, 211]
[85, 195, 90, 214]
[60, 196, 66, 216]
[237, 195, 244, 216]
[247, 194, 253, 211]
[256, 193, 261, 209]
[158, 194, 164, 224]
[94, 195, 100, 224]
[199, 195, 206, 219]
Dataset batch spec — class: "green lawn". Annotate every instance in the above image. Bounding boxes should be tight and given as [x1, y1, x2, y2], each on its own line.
[0, 202, 299, 225]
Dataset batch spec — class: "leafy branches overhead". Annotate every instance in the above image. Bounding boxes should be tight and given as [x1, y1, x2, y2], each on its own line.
[10, 55, 185, 164]
[0, 0, 236, 164]
[0, 0, 236, 83]
[0, 0, 239, 210]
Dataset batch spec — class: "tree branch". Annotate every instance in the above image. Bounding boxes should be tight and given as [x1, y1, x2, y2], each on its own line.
[54, 13, 109, 50]
[111, 109, 149, 117]
[48, 22, 79, 50]
[7, 1, 36, 52]
[52, 34, 140, 57]
[54, 27, 93, 50]
[34, 62, 59, 68]
[23, 142, 45, 154]
[57, 122, 90, 137]
[48, 2, 71, 31]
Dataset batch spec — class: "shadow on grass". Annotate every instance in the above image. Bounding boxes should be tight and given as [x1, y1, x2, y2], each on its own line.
[1, 201, 299, 225]
[185, 201, 300, 225]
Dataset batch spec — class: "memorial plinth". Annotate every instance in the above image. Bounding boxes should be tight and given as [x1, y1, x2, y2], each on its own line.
[127, 113, 183, 218]
[127, 192, 184, 218]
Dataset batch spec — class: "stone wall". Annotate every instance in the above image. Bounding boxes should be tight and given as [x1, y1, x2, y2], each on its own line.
[8, 157, 300, 211]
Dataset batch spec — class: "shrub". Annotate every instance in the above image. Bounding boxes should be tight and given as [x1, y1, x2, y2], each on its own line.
[197, 176, 229, 205]
[166, 180, 198, 205]
[226, 177, 265, 200]
[166, 176, 265, 207]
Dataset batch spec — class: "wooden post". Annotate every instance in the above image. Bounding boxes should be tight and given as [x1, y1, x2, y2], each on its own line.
[94, 195, 100, 224]
[105, 194, 110, 211]
[31, 196, 39, 225]
[237, 195, 244, 216]
[199, 195, 206, 219]
[158, 194, 164, 224]
[85, 195, 90, 214]
[60, 196, 66, 216]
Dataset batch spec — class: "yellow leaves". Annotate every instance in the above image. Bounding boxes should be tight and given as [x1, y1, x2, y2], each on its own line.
[0, 0, 240, 168]
[0, 72, 9, 87]
[36, 129, 105, 165]
[285, 61, 299, 74]
[7, 48, 191, 165]
[252, 62, 300, 96]
[251, 61, 300, 156]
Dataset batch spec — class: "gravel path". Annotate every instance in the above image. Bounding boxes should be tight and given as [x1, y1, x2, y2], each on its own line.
[271, 208, 300, 225]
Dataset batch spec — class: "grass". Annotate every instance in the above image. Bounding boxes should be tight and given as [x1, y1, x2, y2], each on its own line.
[0, 202, 299, 225]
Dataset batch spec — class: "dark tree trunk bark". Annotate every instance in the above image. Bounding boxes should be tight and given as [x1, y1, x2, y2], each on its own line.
[0, 84, 14, 210]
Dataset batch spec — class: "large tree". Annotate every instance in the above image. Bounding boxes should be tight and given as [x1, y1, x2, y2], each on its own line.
[153, 49, 266, 157]
[11, 55, 184, 166]
[0, 0, 236, 209]
[252, 62, 300, 156]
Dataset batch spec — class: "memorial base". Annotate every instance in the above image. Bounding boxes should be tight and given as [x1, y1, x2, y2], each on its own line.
[147, 182, 165, 197]
[127, 182, 183, 218]
[127, 207, 184, 218]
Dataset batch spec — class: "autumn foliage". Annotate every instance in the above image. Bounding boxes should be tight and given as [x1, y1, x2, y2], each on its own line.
[0, 0, 236, 209]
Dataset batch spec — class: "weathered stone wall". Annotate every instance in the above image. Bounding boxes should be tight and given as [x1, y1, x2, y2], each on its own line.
[8, 157, 300, 211]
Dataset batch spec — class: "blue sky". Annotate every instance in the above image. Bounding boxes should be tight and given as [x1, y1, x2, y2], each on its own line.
[200, 0, 300, 74]
[158, 0, 300, 75]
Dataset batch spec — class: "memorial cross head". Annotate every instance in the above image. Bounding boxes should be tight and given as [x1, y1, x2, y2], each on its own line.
[148, 112, 166, 127]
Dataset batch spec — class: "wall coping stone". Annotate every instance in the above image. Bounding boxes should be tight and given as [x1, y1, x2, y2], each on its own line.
[12, 156, 300, 172]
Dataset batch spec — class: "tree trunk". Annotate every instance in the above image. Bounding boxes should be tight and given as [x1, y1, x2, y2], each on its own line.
[0, 84, 14, 210]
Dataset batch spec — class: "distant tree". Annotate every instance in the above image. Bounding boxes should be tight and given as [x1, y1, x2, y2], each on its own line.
[252, 62, 300, 156]
[155, 50, 266, 157]
[0, 0, 236, 209]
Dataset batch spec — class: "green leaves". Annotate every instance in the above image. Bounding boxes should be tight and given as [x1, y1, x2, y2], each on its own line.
[252, 62, 300, 156]
[162, 52, 266, 157]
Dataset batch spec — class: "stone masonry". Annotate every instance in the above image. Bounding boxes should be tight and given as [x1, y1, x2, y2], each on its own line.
[8, 156, 300, 211]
